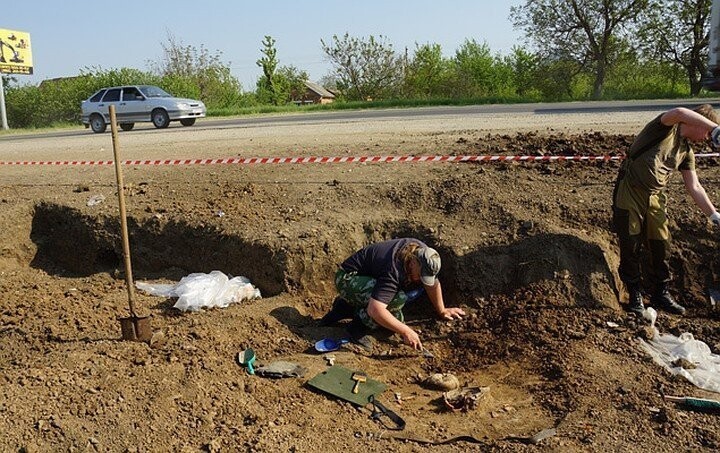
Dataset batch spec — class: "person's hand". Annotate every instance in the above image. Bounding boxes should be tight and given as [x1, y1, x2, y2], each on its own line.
[711, 212, 720, 227]
[712, 126, 720, 148]
[439, 307, 465, 320]
[401, 328, 422, 350]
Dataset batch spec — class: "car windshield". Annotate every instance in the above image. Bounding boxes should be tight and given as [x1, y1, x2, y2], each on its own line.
[139, 86, 173, 98]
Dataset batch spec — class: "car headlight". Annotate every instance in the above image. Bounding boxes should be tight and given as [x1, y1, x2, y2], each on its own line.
[177, 103, 190, 109]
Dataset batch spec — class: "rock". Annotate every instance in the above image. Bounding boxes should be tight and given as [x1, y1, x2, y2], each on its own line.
[424, 373, 460, 391]
[637, 326, 656, 341]
[672, 358, 696, 369]
[149, 330, 166, 348]
[206, 438, 222, 453]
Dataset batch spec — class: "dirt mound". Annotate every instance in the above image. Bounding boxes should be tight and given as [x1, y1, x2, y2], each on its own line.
[2, 131, 720, 451]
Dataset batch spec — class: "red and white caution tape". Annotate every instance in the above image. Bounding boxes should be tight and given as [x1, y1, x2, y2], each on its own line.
[1, 153, 719, 166]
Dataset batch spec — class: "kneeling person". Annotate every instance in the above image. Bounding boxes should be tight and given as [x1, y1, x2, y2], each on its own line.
[320, 238, 465, 350]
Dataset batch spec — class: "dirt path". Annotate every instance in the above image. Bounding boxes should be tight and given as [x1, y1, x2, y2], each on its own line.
[1, 110, 720, 452]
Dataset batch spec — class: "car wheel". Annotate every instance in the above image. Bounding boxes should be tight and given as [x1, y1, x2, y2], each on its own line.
[180, 118, 196, 127]
[119, 123, 135, 131]
[151, 109, 170, 129]
[90, 114, 106, 133]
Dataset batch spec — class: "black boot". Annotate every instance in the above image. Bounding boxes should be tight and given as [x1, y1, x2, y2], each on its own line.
[627, 286, 645, 316]
[318, 297, 354, 326]
[650, 285, 686, 315]
[347, 318, 375, 351]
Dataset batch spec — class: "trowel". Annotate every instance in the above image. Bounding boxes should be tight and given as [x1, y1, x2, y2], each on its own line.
[238, 348, 256, 375]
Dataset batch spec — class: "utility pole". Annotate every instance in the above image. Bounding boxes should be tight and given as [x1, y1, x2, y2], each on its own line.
[0, 73, 8, 130]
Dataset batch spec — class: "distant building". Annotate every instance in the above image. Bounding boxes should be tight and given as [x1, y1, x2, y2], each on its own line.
[294, 81, 336, 105]
[38, 75, 88, 89]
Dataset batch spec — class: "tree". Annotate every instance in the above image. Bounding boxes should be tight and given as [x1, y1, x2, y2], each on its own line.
[511, 0, 649, 99]
[504, 46, 541, 98]
[255, 36, 309, 105]
[149, 33, 241, 108]
[638, 0, 711, 96]
[256, 36, 281, 105]
[452, 39, 515, 98]
[403, 43, 452, 98]
[321, 33, 402, 101]
[318, 74, 339, 91]
[275, 65, 309, 104]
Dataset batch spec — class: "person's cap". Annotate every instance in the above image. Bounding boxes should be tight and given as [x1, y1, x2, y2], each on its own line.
[417, 247, 441, 286]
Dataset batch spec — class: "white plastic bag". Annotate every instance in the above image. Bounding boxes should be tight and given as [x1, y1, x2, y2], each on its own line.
[136, 270, 261, 312]
[639, 331, 720, 394]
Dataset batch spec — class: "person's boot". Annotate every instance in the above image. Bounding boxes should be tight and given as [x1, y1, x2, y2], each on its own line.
[347, 318, 375, 352]
[650, 285, 686, 315]
[318, 297, 354, 326]
[627, 286, 645, 316]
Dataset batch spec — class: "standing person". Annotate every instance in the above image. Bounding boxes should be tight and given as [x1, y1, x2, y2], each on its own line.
[612, 104, 720, 316]
[319, 238, 465, 350]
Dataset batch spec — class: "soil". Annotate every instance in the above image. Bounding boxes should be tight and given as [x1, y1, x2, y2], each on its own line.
[2, 110, 720, 452]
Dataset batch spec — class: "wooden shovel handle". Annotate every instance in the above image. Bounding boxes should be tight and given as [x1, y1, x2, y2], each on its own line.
[109, 106, 137, 316]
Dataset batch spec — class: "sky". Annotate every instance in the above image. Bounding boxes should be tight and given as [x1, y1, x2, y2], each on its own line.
[2, 0, 525, 90]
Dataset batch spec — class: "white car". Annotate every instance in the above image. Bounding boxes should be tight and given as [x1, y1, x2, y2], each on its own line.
[81, 85, 206, 133]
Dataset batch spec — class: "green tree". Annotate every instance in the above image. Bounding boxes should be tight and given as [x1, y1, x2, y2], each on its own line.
[255, 37, 309, 105]
[605, 46, 688, 98]
[511, 0, 649, 99]
[256, 35, 281, 105]
[532, 58, 583, 100]
[150, 33, 242, 108]
[321, 33, 402, 101]
[504, 47, 541, 98]
[403, 43, 452, 98]
[450, 39, 515, 98]
[275, 65, 309, 104]
[637, 0, 711, 96]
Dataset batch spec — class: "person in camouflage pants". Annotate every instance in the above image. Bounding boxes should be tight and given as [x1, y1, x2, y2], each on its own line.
[613, 104, 720, 316]
[319, 238, 464, 350]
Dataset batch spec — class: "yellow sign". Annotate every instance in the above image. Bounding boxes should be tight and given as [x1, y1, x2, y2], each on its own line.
[0, 29, 33, 75]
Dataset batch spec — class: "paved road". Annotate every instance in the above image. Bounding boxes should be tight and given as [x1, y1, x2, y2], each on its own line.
[2, 99, 717, 141]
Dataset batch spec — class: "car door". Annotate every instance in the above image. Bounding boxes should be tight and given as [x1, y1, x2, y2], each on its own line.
[98, 88, 121, 122]
[118, 87, 148, 122]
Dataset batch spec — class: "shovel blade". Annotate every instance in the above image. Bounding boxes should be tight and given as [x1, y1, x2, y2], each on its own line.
[119, 316, 152, 342]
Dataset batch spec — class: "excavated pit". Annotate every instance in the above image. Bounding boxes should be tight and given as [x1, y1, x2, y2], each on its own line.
[30, 202, 286, 296]
[27, 202, 620, 312]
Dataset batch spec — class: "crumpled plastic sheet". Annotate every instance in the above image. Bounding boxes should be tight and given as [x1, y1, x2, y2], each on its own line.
[136, 270, 261, 312]
[639, 328, 720, 394]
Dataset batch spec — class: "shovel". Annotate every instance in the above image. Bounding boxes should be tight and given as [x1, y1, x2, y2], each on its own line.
[110, 106, 152, 342]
